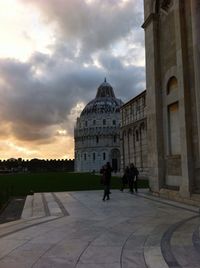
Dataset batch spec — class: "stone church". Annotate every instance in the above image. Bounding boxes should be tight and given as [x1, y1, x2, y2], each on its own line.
[74, 80, 123, 173]
[120, 90, 148, 178]
[142, 0, 200, 202]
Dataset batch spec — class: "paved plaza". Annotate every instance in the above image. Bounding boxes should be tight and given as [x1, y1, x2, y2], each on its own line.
[0, 189, 200, 268]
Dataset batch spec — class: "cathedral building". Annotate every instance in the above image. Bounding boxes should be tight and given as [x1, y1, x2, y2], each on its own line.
[74, 79, 123, 173]
[143, 0, 200, 202]
[120, 90, 148, 177]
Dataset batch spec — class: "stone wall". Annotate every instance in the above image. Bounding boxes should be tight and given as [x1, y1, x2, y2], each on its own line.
[120, 91, 148, 177]
[143, 0, 200, 197]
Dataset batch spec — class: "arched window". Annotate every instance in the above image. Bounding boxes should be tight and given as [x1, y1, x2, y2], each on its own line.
[167, 76, 178, 95]
[167, 77, 180, 155]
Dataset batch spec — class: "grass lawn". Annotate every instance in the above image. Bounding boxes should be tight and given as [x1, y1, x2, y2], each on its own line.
[0, 172, 149, 207]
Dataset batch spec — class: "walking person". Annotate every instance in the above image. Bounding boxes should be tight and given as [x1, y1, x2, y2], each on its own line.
[129, 163, 139, 193]
[120, 166, 129, 191]
[134, 165, 139, 193]
[102, 162, 112, 201]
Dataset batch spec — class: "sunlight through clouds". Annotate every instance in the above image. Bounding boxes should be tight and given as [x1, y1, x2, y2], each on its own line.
[0, 0, 145, 159]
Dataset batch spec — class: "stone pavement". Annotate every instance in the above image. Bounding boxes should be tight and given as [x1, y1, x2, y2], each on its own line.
[0, 189, 200, 268]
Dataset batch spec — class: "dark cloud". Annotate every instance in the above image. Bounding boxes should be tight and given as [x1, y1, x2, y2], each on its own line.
[20, 0, 143, 56]
[97, 51, 145, 100]
[0, 0, 145, 153]
[0, 58, 95, 141]
[0, 52, 144, 142]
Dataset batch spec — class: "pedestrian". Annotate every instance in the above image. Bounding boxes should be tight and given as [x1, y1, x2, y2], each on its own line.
[120, 166, 129, 191]
[102, 162, 112, 201]
[133, 165, 139, 193]
[129, 163, 139, 193]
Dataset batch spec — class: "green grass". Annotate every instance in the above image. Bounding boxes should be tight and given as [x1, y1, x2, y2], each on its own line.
[0, 172, 149, 206]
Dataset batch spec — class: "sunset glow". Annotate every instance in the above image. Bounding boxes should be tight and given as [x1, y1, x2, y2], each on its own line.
[0, 0, 145, 160]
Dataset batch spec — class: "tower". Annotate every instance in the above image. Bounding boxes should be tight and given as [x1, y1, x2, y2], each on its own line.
[143, 0, 200, 199]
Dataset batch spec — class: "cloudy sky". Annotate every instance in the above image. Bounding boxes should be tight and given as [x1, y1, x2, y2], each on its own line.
[0, 0, 145, 160]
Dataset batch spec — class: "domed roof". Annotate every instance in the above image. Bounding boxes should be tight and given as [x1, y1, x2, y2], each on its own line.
[96, 78, 115, 98]
[81, 79, 123, 116]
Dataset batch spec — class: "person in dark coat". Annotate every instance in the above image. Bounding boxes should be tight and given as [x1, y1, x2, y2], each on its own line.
[102, 162, 112, 201]
[129, 163, 139, 193]
[133, 165, 139, 193]
[120, 166, 129, 191]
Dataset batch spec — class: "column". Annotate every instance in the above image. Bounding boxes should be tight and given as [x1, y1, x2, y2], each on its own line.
[142, 13, 165, 192]
[191, 0, 200, 165]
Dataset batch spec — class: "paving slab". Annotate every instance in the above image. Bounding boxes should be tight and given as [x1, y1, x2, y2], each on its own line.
[0, 189, 199, 268]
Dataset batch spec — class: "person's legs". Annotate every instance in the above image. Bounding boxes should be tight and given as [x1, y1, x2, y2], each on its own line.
[106, 185, 110, 200]
[103, 185, 110, 200]
[129, 179, 134, 193]
[134, 179, 138, 193]
[103, 186, 106, 201]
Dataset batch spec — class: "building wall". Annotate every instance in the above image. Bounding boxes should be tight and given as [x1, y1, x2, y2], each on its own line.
[143, 0, 200, 197]
[74, 111, 121, 173]
[120, 91, 148, 177]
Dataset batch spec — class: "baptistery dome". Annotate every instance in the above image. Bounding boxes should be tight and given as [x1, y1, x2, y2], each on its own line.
[74, 79, 123, 173]
[81, 80, 121, 116]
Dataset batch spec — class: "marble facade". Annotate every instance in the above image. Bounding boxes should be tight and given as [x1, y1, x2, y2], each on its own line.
[142, 0, 200, 200]
[120, 90, 148, 177]
[74, 80, 123, 173]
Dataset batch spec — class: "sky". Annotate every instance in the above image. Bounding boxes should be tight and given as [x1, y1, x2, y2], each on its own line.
[0, 0, 145, 160]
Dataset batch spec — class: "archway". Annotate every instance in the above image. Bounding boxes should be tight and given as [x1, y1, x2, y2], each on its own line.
[110, 149, 120, 172]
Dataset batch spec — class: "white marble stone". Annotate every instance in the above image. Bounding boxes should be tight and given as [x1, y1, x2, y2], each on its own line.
[21, 195, 33, 219]
[0, 190, 199, 268]
[32, 193, 46, 218]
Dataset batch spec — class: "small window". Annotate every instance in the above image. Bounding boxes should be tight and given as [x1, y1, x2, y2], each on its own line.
[113, 120, 116, 125]
[96, 136, 99, 143]
[93, 153, 95, 161]
[114, 135, 116, 143]
[103, 152, 106, 160]
[85, 121, 87, 127]
[103, 119, 106, 125]
[93, 120, 96, 125]
[84, 153, 86, 160]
